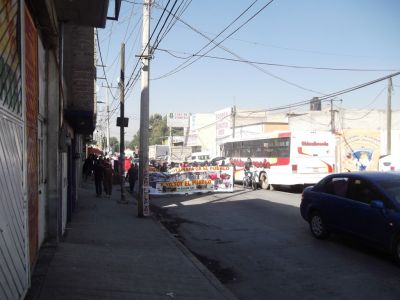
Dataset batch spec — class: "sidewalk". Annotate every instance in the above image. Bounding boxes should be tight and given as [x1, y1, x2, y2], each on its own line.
[26, 181, 237, 300]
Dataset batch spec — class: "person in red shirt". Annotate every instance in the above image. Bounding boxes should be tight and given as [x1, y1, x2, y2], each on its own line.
[124, 157, 131, 174]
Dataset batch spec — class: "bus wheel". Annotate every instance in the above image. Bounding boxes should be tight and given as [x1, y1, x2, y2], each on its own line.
[260, 173, 269, 190]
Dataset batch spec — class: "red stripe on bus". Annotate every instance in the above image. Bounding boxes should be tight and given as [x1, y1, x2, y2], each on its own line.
[297, 147, 311, 156]
[322, 160, 334, 173]
[278, 132, 291, 138]
[276, 157, 290, 165]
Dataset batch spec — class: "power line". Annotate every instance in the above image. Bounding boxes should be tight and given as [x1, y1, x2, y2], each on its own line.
[318, 71, 400, 101]
[125, 0, 175, 91]
[123, 1, 136, 41]
[157, 48, 400, 72]
[105, 21, 114, 62]
[95, 28, 118, 101]
[226, 72, 400, 117]
[121, 0, 192, 99]
[125, 0, 182, 95]
[155, 0, 192, 48]
[152, 0, 266, 78]
[150, 0, 180, 53]
[125, 0, 188, 97]
[341, 87, 387, 120]
[152, 2, 325, 95]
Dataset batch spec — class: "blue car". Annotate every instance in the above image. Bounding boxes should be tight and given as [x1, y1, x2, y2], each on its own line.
[300, 172, 400, 262]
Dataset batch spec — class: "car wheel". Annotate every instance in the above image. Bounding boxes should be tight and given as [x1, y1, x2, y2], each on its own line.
[260, 173, 269, 190]
[309, 211, 329, 239]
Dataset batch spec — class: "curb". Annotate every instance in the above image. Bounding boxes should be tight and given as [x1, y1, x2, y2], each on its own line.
[151, 215, 239, 300]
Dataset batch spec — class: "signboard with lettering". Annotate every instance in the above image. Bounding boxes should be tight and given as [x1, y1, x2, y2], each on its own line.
[167, 112, 190, 128]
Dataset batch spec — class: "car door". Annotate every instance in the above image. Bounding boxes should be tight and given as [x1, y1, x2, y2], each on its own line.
[317, 176, 352, 231]
[346, 178, 395, 246]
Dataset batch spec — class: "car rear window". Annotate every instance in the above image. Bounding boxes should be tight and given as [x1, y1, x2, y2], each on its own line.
[378, 180, 400, 205]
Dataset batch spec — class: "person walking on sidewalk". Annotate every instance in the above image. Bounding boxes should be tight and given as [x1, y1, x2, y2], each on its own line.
[94, 157, 104, 197]
[103, 159, 113, 197]
[126, 163, 138, 194]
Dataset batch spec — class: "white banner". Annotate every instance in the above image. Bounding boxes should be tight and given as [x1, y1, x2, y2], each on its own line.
[149, 166, 234, 195]
[167, 112, 190, 128]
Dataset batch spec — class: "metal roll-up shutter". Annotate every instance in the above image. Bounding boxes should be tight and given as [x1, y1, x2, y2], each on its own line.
[0, 0, 29, 299]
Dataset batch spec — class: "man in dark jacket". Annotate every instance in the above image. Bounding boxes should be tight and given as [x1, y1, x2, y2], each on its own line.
[126, 163, 138, 194]
[103, 159, 113, 197]
[94, 158, 104, 197]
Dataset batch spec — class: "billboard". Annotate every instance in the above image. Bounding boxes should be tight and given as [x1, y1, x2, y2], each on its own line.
[167, 112, 190, 128]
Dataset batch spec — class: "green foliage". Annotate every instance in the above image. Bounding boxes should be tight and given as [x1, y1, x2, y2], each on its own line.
[128, 132, 140, 149]
[149, 114, 168, 145]
[128, 113, 187, 148]
[128, 114, 170, 148]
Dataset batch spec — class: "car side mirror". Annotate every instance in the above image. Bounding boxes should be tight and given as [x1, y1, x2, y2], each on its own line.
[370, 200, 385, 209]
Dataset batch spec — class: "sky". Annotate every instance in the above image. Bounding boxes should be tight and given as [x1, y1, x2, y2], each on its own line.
[96, 0, 400, 141]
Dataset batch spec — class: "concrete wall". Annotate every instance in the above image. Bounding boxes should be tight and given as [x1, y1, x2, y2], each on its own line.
[187, 113, 216, 155]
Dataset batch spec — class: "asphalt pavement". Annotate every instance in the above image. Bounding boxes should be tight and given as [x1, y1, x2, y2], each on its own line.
[25, 181, 238, 300]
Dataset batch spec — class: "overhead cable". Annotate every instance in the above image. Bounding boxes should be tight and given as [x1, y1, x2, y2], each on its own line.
[152, 2, 325, 95]
[152, 0, 265, 78]
[158, 48, 400, 72]
[95, 28, 118, 101]
[125, 0, 177, 91]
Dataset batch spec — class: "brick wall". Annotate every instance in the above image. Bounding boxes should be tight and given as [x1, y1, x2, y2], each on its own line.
[63, 24, 95, 112]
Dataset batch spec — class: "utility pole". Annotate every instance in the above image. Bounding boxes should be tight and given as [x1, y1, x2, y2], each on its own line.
[119, 43, 126, 203]
[168, 126, 172, 164]
[330, 99, 335, 133]
[231, 105, 236, 139]
[387, 78, 392, 155]
[138, 0, 151, 217]
[106, 89, 110, 154]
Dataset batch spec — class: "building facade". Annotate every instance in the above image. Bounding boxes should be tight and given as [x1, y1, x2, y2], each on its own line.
[186, 105, 398, 171]
[0, 1, 120, 299]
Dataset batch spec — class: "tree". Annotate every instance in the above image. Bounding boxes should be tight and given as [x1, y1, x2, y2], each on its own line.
[128, 132, 140, 149]
[149, 114, 168, 145]
[128, 113, 187, 149]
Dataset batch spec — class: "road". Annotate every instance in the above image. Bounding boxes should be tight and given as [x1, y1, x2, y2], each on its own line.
[151, 187, 400, 300]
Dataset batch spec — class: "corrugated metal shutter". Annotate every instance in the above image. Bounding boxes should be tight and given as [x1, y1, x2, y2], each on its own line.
[0, 1, 29, 299]
[0, 114, 25, 300]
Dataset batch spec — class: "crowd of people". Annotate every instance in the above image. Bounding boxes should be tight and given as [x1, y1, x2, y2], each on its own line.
[82, 154, 241, 197]
[82, 154, 138, 197]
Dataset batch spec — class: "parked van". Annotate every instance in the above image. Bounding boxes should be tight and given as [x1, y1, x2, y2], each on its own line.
[378, 154, 400, 171]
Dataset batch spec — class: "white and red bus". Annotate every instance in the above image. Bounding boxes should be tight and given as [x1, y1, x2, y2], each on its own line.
[220, 131, 335, 189]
